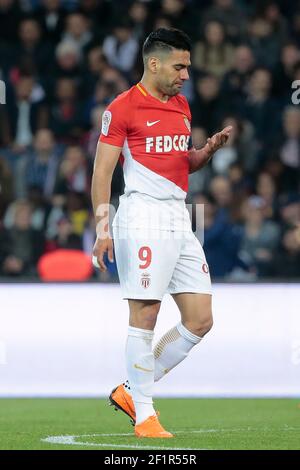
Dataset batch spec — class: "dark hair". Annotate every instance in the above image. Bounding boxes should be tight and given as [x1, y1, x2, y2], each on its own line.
[142, 28, 191, 61]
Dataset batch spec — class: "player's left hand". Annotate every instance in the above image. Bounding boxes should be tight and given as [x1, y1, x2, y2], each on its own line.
[205, 126, 233, 155]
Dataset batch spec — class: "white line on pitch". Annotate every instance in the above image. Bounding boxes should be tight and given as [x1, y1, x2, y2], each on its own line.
[41, 426, 300, 450]
[41, 435, 202, 450]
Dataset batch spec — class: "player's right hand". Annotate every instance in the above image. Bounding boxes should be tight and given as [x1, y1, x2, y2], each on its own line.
[92, 237, 114, 272]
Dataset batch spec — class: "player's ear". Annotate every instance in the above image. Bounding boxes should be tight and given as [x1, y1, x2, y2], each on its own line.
[148, 56, 159, 74]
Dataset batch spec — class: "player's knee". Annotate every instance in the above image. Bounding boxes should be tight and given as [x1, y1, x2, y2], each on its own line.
[129, 303, 160, 330]
[184, 311, 213, 337]
[200, 315, 213, 336]
[140, 311, 159, 330]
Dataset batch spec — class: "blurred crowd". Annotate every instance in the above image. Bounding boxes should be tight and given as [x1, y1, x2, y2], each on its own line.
[0, 0, 299, 281]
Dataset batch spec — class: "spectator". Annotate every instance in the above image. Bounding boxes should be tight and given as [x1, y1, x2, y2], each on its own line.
[158, 0, 198, 40]
[47, 215, 83, 251]
[262, 2, 289, 45]
[54, 39, 83, 80]
[0, 154, 13, 219]
[240, 67, 280, 153]
[210, 172, 246, 223]
[247, 16, 282, 69]
[152, 15, 173, 32]
[273, 42, 300, 98]
[193, 20, 234, 78]
[27, 186, 50, 231]
[45, 189, 90, 241]
[209, 175, 233, 218]
[255, 171, 278, 220]
[239, 195, 281, 277]
[194, 192, 242, 278]
[191, 74, 228, 135]
[54, 145, 91, 196]
[84, 104, 105, 159]
[81, 46, 108, 98]
[211, 115, 257, 175]
[270, 226, 300, 278]
[0, 0, 22, 46]
[85, 67, 129, 117]
[78, 0, 115, 41]
[128, 1, 150, 41]
[63, 12, 93, 53]
[14, 18, 54, 77]
[102, 22, 139, 75]
[290, 9, 300, 47]
[201, 0, 247, 41]
[221, 45, 255, 100]
[227, 162, 251, 207]
[49, 78, 84, 143]
[0, 199, 45, 276]
[4, 74, 48, 152]
[64, 190, 89, 236]
[278, 193, 300, 231]
[278, 107, 300, 193]
[14, 128, 61, 199]
[34, 0, 66, 44]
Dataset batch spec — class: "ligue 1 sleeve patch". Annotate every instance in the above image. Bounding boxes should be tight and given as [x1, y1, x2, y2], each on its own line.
[101, 110, 112, 136]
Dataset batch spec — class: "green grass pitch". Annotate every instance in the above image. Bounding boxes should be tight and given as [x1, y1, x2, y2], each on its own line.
[0, 398, 299, 450]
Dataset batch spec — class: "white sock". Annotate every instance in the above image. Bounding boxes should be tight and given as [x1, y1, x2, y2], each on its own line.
[126, 326, 156, 424]
[124, 323, 202, 399]
[154, 322, 202, 381]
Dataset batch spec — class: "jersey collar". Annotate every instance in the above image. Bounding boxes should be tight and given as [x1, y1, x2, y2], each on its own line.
[136, 82, 148, 97]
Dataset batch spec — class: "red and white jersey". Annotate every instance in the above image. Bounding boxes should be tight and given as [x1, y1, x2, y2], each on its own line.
[99, 82, 192, 230]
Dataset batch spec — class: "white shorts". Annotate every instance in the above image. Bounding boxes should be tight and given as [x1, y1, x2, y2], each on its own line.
[112, 226, 212, 300]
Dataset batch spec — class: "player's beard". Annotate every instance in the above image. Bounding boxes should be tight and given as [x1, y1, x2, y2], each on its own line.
[157, 78, 183, 96]
[158, 78, 182, 97]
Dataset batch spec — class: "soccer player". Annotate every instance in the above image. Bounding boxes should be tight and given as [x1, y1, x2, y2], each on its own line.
[92, 28, 232, 438]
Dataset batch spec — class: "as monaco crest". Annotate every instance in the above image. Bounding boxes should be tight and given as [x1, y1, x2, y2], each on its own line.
[141, 273, 151, 289]
[183, 115, 191, 132]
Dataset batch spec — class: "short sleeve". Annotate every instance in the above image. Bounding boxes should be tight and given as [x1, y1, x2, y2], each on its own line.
[99, 98, 128, 147]
[183, 96, 192, 122]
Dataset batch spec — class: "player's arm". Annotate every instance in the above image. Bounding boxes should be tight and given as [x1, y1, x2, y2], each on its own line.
[91, 141, 122, 272]
[188, 126, 232, 174]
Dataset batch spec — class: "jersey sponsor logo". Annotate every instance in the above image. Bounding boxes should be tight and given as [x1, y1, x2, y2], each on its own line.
[146, 135, 190, 153]
[101, 110, 112, 136]
[141, 272, 151, 288]
[146, 119, 160, 127]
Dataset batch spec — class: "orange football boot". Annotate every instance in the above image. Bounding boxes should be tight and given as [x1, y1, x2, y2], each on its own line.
[109, 383, 136, 425]
[135, 414, 173, 438]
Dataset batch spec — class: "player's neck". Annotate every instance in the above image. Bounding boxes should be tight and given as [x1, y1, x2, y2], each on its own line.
[140, 77, 169, 103]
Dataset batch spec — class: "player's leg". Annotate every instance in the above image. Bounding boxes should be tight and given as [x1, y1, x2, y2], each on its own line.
[126, 298, 172, 437]
[126, 298, 160, 425]
[154, 293, 212, 381]
[173, 292, 213, 336]
[153, 231, 213, 381]
[108, 298, 159, 425]
[111, 293, 211, 426]
[110, 298, 173, 437]
[110, 227, 178, 436]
